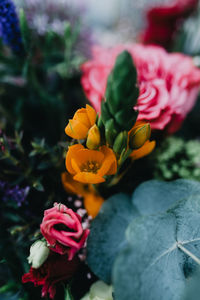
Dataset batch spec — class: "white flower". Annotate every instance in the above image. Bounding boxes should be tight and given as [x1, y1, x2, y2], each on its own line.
[28, 240, 50, 269]
[81, 281, 113, 300]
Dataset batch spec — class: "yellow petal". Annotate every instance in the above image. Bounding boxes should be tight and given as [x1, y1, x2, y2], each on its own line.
[61, 172, 86, 196]
[71, 158, 81, 173]
[97, 159, 113, 177]
[65, 119, 89, 139]
[98, 146, 117, 176]
[86, 124, 101, 150]
[74, 149, 104, 168]
[83, 193, 104, 218]
[86, 104, 97, 127]
[74, 108, 91, 128]
[73, 172, 105, 184]
[65, 144, 84, 174]
[130, 140, 156, 160]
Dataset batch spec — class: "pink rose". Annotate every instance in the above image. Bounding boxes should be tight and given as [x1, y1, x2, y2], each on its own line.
[40, 203, 90, 260]
[81, 44, 200, 133]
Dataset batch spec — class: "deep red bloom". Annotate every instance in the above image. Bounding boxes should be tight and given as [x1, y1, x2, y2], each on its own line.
[22, 251, 80, 299]
[141, 0, 198, 48]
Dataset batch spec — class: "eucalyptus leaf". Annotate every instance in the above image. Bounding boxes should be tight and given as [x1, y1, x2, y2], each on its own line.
[183, 268, 200, 300]
[113, 194, 200, 300]
[132, 179, 200, 215]
[87, 193, 138, 283]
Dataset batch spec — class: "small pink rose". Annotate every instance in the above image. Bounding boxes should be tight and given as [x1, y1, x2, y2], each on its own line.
[40, 203, 90, 260]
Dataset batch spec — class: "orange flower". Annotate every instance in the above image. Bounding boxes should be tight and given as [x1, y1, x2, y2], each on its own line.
[86, 124, 101, 150]
[65, 144, 117, 184]
[130, 140, 156, 160]
[61, 172, 86, 196]
[128, 121, 155, 160]
[61, 172, 104, 218]
[65, 105, 97, 139]
[83, 191, 104, 218]
[129, 122, 151, 149]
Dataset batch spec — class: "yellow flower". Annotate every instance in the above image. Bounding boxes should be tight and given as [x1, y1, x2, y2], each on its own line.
[86, 124, 101, 150]
[129, 121, 156, 160]
[130, 140, 156, 160]
[65, 144, 117, 184]
[129, 122, 151, 149]
[65, 104, 97, 139]
[61, 172, 86, 196]
[83, 189, 104, 218]
[61, 172, 104, 218]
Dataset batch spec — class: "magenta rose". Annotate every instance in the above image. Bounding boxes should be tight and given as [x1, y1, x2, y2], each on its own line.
[81, 44, 200, 133]
[40, 203, 90, 260]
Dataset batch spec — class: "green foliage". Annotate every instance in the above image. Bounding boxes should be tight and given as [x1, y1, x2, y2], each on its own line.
[64, 285, 74, 300]
[19, 9, 31, 53]
[153, 137, 200, 181]
[87, 180, 200, 300]
[0, 4, 92, 299]
[0, 16, 86, 145]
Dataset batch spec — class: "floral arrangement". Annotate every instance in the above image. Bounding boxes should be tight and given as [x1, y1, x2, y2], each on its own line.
[1, 1, 200, 300]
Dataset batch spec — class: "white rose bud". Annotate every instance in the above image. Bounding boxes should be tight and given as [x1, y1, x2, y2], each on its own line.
[28, 240, 50, 269]
[81, 281, 113, 300]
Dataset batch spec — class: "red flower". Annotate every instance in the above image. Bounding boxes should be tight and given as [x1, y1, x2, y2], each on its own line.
[141, 0, 198, 48]
[22, 251, 80, 299]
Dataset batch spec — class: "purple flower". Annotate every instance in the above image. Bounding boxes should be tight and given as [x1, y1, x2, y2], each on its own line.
[0, 181, 29, 206]
[0, 0, 24, 54]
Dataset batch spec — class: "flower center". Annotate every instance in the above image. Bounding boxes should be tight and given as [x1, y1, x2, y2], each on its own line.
[81, 160, 100, 174]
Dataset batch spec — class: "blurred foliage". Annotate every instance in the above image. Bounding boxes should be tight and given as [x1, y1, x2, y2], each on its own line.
[173, 6, 200, 59]
[0, 7, 91, 300]
[0, 16, 86, 145]
[153, 136, 200, 181]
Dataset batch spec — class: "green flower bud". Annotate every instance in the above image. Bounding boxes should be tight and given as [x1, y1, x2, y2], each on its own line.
[129, 123, 151, 149]
[28, 240, 50, 269]
[113, 131, 128, 155]
[86, 124, 101, 150]
[105, 119, 118, 147]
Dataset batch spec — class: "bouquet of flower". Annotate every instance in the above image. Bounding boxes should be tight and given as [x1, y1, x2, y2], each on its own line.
[1, 0, 200, 300]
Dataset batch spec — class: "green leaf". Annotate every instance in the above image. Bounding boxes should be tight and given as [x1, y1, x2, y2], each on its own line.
[64, 285, 74, 300]
[87, 194, 138, 283]
[19, 9, 31, 53]
[113, 194, 200, 300]
[132, 179, 200, 216]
